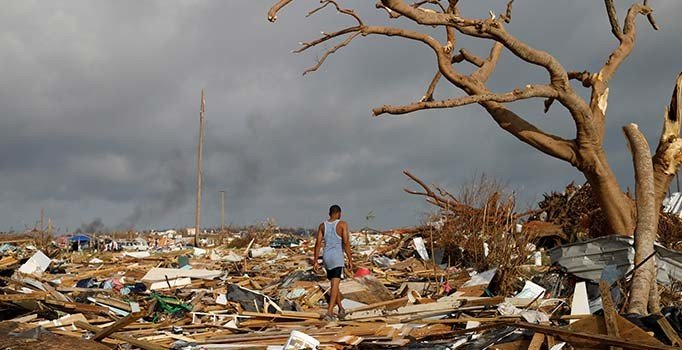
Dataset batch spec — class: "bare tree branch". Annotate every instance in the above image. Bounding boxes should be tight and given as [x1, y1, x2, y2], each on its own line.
[294, 26, 362, 53]
[597, 3, 654, 84]
[306, 0, 363, 26]
[472, 42, 504, 82]
[457, 48, 484, 67]
[500, 0, 514, 23]
[270, 2, 584, 166]
[268, 0, 294, 22]
[374, 85, 557, 116]
[303, 32, 361, 75]
[604, 0, 623, 41]
[411, 0, 446, 13]
[590, 2, 657, 140]
[421, 71, 442, 102]
[568, 70, 593, 88]
[380, 0, 572, 90]
[375, 2, 401, 18]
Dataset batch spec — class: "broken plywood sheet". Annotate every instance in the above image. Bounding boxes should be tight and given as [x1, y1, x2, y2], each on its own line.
[141, 268, 222, 282]
[149, 277, 192, 290]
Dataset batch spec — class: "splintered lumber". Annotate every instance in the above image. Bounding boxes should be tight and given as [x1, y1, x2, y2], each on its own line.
[93, 312, 143, 341]
[240, 311, 320, 320]
[0, 256, 19, 269]
[517, 321, 676, 350]
[419, 316, 519, 324]
[389, 299, 462, 316]
[74, 321, 165, 350]
[0, 291, 49, 302]
[599, 280, 621, 350]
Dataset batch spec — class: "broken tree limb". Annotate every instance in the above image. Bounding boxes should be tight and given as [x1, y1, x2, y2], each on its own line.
[653, 73, 682, 208]
[623, 123, 658, 315]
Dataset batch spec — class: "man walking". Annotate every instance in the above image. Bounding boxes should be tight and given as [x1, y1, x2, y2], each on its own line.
[313, 205, 354, 320]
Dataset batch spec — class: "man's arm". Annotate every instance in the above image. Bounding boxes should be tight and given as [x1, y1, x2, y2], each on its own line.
[313, 223, 323, 272]
[340, 221, 353, 272]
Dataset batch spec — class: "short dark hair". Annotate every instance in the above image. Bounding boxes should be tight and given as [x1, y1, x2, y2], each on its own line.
[329, 205, 341, 215]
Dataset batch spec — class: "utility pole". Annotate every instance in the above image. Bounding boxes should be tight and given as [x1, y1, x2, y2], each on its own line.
[47, 218, 52, 237]
[194, 89, 206, 247]
[220, 190, 226, 232]
[39, 208, 44, 248]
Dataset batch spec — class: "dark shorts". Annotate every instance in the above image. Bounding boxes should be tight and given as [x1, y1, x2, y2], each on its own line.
[326, 266, 343, 280]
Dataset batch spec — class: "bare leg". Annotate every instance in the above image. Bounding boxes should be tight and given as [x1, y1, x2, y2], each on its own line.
[328, 278, 340, 316]
[336, 290, 345, 317]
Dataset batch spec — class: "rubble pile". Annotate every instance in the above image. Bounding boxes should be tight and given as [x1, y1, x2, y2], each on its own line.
[0, 227, 681, 350]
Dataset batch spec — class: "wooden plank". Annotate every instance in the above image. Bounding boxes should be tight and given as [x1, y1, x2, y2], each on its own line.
[278, 310, 321, 319]
[599, 280, 621, 350]
[93, 312, 142, 341]
[240, 311, 317, 320]
[0, 291, 49, 301]
[459, 296, 505, 307]
[527, 332, 545, 350]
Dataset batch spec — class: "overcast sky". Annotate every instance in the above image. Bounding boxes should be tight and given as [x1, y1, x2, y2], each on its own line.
[0, 1, 680, 232]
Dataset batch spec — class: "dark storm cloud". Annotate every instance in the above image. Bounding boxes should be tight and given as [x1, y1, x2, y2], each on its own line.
[0, 1, 680, 231]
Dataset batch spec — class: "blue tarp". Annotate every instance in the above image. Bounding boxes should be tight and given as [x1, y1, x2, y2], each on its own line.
[69, 234, 91, 243]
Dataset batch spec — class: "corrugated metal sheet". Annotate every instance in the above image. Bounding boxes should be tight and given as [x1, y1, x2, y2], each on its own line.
[549, 235, 682, 285]
[664, 192, 682, 215]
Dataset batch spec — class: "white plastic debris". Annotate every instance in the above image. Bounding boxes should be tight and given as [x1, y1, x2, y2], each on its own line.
[570, 281, 590, 324]
[124, 251, 151, 259]
[462, 268, 497, 288]
[413, 237, 429, 260]
[283, 330, 320, 350]
[18, 250, 51, 275]
[250, 246, 275, 258]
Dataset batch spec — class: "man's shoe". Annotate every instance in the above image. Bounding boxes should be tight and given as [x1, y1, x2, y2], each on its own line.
[338, 308, 347, 320]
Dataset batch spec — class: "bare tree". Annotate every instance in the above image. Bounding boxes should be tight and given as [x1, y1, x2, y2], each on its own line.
[267, 0, 682, 238]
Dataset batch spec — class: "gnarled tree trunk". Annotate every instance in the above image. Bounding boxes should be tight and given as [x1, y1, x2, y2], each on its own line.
[582, 160, 636, 235]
